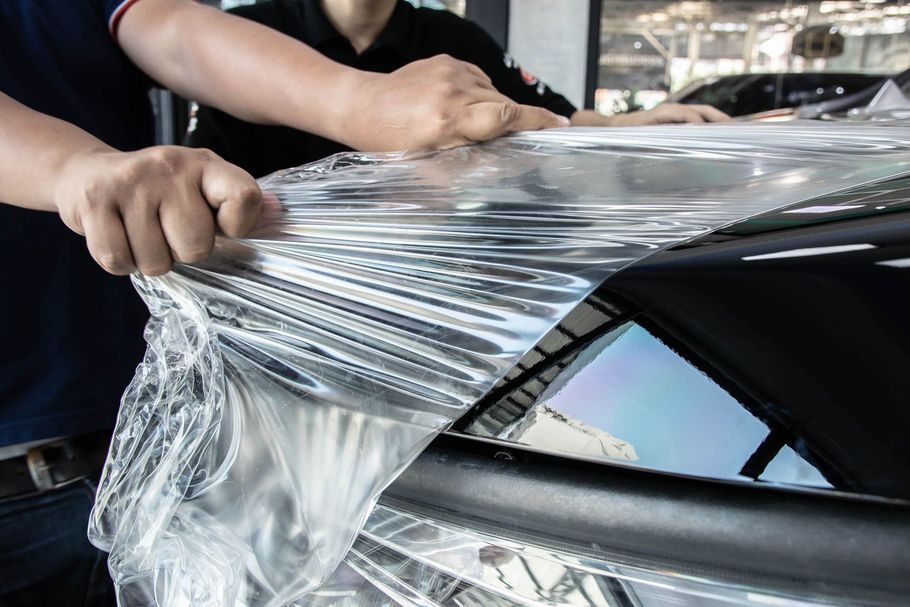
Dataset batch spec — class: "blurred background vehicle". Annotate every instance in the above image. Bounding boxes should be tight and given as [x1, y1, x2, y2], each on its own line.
[592, 1, 910, 116]
[669, 71, 890, 116]
[799, 65, 910, 118]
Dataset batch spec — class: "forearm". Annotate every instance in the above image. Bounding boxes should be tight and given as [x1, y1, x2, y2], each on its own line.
[569, 109, 614, 127]
[118, 0, 366, 144]
[118, 0, 565, 153]
[0, 92, 114, 211]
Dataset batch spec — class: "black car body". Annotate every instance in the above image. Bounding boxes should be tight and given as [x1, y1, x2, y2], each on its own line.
[369, 174, 910, 606]
[671, 72, 890, 117]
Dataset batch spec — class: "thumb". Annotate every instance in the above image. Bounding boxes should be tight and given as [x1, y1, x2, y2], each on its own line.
[201, 159, 263, 239]
[457, 102, 570, 143]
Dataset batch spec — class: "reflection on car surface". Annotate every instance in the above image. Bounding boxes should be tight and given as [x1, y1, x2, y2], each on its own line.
[359, 173, 910, 607]
[461, 175, 910, 502]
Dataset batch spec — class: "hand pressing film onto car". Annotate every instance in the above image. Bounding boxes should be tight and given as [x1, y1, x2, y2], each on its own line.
[90, 125, 910, 607]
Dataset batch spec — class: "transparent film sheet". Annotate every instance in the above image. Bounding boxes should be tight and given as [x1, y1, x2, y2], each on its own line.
[306, 503, 846, 607]
[88, 124, 910, 606]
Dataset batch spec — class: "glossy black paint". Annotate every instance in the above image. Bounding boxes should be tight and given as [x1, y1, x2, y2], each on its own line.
[457, 175, 910, 501]
[383, 435, 910, 603]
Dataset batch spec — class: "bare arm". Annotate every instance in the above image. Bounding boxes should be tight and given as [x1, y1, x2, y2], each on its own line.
[570, 104, 731, 127]
[0, 91, 110, 213]
[118, 0, 568, 151]
[0, 91, 260, 276]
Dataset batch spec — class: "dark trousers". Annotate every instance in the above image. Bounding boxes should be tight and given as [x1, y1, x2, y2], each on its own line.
[0, 478, 116, 607]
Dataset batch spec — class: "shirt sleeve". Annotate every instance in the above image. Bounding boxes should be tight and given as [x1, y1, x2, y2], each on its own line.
[460, 20, 578, 118]
[98, 0, 145, 38]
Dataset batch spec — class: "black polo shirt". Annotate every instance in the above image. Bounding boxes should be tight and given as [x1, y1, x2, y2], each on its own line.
[185, 0, 578, 177]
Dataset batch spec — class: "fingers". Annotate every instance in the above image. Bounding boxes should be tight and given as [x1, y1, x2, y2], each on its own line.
[503, 104, 570, 132]
[455, 102, 569, 143]
[254, 192, 283, 231]
[368, 55, 570, 150]
[200, 158, 262, 238]
[81, 206, 136, 276]
[621, 103, 729, 125]
[657, 105, 704, 124]
[689, 104, 733, 122]
[656, 103, 729, 124]
[58, 147, 262, 277]
[121, 199, 173, 276]
[159, 184, 216, 265]
[682, 109, 706, 124]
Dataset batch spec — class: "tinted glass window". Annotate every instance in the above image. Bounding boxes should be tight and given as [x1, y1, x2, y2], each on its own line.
[679, 75, 778, 115]
[466, 319, 831, 488]
[781, 73, 885, 108]
[680, 73, 887, 116]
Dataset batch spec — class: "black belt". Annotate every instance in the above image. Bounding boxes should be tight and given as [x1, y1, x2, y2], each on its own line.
[0, 431, 111, 501]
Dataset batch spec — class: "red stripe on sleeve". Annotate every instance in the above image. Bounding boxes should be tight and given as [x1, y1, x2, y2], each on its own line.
[108, 0, 144, 40]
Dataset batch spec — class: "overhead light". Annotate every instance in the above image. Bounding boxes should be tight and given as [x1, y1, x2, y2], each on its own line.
[742, 244, 877, 261]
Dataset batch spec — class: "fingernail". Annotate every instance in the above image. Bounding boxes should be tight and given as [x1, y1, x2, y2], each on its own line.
[557, 116, 571, 126]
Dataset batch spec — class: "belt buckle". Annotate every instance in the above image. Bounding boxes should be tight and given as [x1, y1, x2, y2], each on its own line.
[25, 447, 56, 492]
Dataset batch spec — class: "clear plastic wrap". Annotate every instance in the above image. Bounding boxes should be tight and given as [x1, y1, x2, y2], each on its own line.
[88, 124, 910, 606]
[309, 503, 850, 607]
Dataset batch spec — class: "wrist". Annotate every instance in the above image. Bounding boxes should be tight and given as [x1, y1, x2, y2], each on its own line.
[326, 69, 383, 149]
[282, 62, 376, 148]
[571, 110, 617, 127]
[53, 145, 116, 214]
[603, 113, 625, 127]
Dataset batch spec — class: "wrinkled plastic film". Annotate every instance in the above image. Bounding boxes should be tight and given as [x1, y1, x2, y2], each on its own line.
[307, 503, 849, 607]
[88, 125, 910, 606]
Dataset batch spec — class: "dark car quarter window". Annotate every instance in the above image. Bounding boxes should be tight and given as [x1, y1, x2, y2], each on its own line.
[781, 73, 888, 108]
[465, 318, 830, 488]
[456, 175, 910, 502]
[681, 74, 772, 115]
[681, 73, 888, 116]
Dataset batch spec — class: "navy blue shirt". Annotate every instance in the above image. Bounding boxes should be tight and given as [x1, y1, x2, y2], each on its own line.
[0, 0, 154, 445]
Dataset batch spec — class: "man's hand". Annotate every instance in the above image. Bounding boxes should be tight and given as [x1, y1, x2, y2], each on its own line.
[343, 55, 569, 150]
[54, 146, 261, 276]
[571, 103, 731, 127]
[0, 92, 261, 277]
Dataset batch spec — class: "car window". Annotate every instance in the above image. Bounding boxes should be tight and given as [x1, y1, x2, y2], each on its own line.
[682, 73, 887, 116]
[680, 74, 768, 115]
[781, 73, 885, 108]
[464, 316, 833, 491]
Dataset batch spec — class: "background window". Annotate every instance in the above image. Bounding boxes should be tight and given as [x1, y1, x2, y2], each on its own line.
[596, 0, 910, 115]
